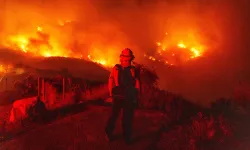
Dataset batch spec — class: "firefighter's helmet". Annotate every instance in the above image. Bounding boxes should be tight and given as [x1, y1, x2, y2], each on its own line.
[120, 48, 135, 61]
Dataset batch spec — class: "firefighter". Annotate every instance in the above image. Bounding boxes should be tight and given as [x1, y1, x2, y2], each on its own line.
[105, 48, 140, 144]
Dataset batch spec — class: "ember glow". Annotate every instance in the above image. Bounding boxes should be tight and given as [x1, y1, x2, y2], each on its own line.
[1, 22, 207, 67]
[0, 1, 211, 69]
[0, 64, 13, 74]
[147, 31, 207, 65]
[87, 55, 107, 66]
[0, 65, 6, 73]
[3, 24, 72, 58]
[1, 21, 118, 67]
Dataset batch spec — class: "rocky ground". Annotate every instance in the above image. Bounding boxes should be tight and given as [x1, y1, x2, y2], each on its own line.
[0, 105, 164, 150]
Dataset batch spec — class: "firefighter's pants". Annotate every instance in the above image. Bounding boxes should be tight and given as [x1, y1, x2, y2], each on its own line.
[105, 97, 135, 139]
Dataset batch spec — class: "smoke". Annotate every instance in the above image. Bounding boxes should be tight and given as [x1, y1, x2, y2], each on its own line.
[151, 0, 250, 106]
[0, 0, 249, 105]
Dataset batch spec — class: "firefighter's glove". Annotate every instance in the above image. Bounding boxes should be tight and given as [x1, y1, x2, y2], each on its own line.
[106, 96, 113, 103]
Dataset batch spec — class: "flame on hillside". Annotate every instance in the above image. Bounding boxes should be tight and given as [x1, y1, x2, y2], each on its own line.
[1, 21, 207, 68]
[0, 3, 209, 68]
[0, 64, 13, 74]
[144, 31, 207, 65]
[1, 21, 119, 68]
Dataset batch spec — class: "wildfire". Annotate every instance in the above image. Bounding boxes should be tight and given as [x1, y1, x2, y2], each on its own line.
[0, 65, 5, 73]
[1, 21, 117, 67]
[158, 41, 204, 59]
[3, 25, 68, 57]
[177, 42, 186, 49]
[143, 54, 174, 66]
[0, 64, 13, 74]
[1, 17, 207, 68]
[145, 31, 206, 65]
[87, 55, 107, 66]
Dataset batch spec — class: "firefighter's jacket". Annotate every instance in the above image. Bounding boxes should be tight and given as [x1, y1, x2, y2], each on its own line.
[108, 64, 140, 97]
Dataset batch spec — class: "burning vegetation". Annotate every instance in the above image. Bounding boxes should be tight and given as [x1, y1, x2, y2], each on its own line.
[144, 25, 208, 66]
[0, 20, 207, 68]
[0, 0, 219, 70]
[1, 21, 111, 65]
[0, 1, 249, 148]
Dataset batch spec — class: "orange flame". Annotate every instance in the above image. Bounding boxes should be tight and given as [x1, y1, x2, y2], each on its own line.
[148, 31, 206, 65]
[2, 22, 117, 67]
[1, 17, 207, 68]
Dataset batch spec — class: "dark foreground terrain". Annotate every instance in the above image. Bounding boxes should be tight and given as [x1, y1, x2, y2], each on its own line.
[1, 98, 250, 150]
[1, 63, 250, 150]
[0, 105, 163, 150]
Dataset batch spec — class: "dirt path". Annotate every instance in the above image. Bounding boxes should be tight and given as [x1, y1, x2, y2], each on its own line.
[0, 105, 163, 150]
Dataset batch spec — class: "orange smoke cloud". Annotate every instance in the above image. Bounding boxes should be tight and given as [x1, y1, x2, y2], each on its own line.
[0, 0, 224, 69]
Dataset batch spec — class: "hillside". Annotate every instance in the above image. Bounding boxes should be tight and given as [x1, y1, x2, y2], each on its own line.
[0, 48, 110, 92]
